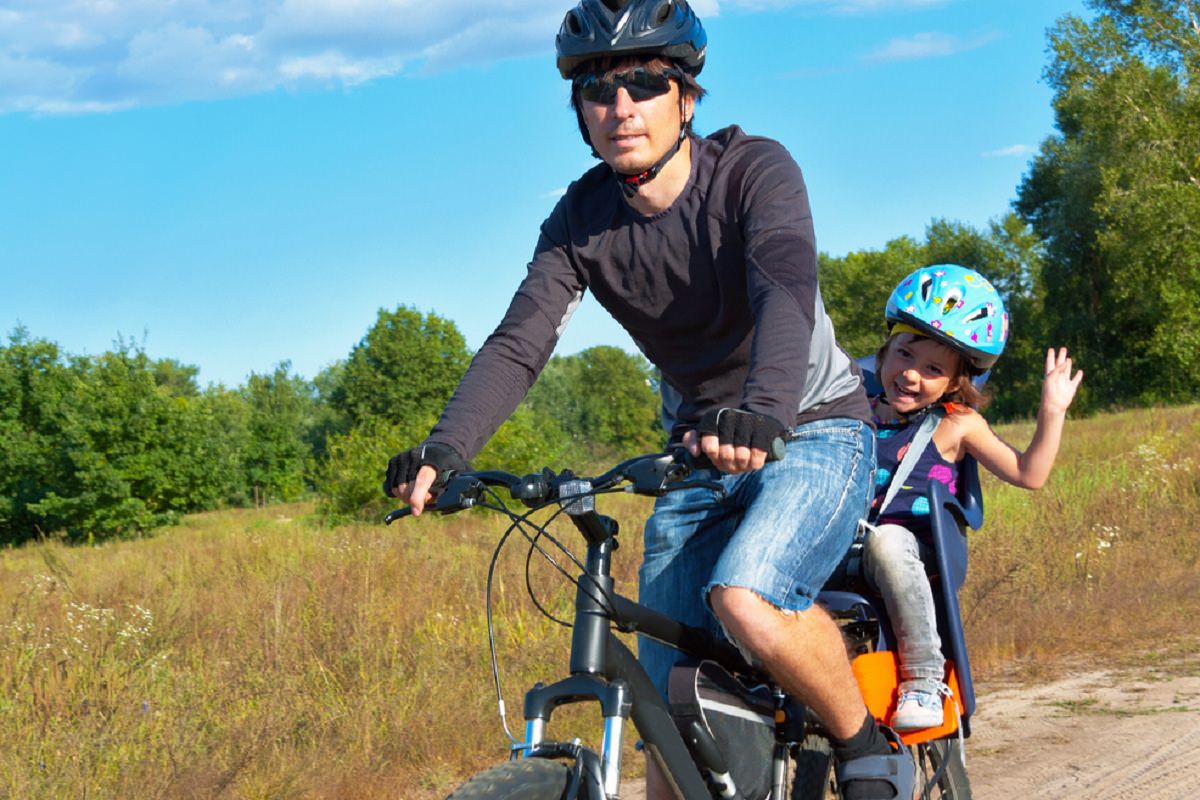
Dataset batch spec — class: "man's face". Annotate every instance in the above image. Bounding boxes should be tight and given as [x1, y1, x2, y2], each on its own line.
[578, 63, 692, 175]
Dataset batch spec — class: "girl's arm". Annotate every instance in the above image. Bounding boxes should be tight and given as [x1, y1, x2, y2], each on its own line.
[961, 347, 1084, 490]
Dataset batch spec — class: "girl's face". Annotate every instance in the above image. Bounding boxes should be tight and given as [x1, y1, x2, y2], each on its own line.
[879, 335, 962, 415]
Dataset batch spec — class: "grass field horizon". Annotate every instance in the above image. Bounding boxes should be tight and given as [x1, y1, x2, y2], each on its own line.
[3, 405, 1198, 798]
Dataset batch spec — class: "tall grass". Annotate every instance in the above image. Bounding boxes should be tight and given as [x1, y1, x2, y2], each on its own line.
[2, 405, 1198, 798]
[963, 404, 1200, 673]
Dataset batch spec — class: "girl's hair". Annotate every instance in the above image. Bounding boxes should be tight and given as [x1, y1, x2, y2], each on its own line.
[875, 333, 990, 412]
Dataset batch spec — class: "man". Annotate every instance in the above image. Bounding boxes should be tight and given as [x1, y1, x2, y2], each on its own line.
[385, 2, 911, 797]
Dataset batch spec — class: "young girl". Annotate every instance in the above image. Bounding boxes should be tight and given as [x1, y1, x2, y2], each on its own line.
[866, 264, 1083, 730]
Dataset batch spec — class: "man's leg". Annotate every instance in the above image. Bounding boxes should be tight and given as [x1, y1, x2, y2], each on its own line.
[702, 418, 876, 731]
[638, 477, 738, 800]
[704, 420, 911, 799]
[710, 587, 868, 738]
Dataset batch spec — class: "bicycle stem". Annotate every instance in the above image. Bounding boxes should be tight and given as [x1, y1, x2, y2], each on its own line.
[569, 523, 618, 676]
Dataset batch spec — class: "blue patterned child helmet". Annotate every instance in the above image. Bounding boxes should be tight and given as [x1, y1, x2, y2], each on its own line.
[885, 264, 1009, 371]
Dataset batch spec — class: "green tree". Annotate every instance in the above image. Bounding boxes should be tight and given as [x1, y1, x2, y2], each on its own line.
[196, 384, 252, 506]
[152, 358, 201, 397]
[820, 235, 925, 358]
[0, 330, 255, 543]
[243, 363, 313, 505]
[0, 329, 73, 541]
[1016, 0, 1200, 408]
[308, 360, 351, 460]
[526, 345, 662, 456]
[314, 416, 435, 521]
[330, 306, 471, 426]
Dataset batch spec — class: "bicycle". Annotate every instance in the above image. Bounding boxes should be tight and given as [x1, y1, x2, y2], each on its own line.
[386, 447, 974, 800]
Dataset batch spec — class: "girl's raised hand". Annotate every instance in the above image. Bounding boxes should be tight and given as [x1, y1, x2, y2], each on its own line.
[1042, 347, 1083, 415]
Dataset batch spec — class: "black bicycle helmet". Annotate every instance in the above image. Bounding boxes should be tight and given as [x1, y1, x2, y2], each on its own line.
[556, 0, 707, 80]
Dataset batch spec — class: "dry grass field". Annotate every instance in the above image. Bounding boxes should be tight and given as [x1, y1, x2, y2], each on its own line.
[2, 405, 1198, 798]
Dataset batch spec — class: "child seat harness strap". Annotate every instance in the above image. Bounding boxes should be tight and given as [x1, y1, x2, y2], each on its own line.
[871, 405, 946, 524]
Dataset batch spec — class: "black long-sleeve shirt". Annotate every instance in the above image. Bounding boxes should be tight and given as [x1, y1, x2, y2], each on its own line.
[428, 125, 869, 459]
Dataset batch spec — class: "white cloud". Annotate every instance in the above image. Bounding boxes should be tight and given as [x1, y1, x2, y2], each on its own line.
[982, 144, 1037, 158]
[0, 0, 570, 114]
[863, 29, 999, 63]
[0, 0, 962, 114]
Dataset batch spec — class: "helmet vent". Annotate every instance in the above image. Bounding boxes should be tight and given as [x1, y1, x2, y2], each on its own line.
[654, 1, 672, 25]
[565, 10, 584, 36]
[962, 306, 990, 323]
[918, 274, 933, 302]
[940, 289, 963, 315]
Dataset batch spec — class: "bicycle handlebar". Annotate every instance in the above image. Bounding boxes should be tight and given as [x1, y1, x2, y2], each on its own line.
[383, 447, 723, 525]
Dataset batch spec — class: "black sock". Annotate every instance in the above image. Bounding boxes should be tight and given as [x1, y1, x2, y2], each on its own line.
[833, 711, 891, 761]
[832, 712, 896, 800]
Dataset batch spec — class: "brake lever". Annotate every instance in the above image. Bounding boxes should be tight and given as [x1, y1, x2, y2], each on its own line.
[382, 473, 486, 525]
[433, 474, 486, 512]
[383, 507, 412, 525]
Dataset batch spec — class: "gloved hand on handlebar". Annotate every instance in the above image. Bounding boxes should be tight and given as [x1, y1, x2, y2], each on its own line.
[690, 408, 787, 474]
[383, 442, 469, 515]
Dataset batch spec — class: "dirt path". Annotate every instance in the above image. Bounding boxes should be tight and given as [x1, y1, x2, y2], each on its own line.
[620, 654, 1200, 799]
[966, 659, 1200, 799]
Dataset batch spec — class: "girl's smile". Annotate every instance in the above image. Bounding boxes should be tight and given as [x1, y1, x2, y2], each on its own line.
[879, 335, 961, 416]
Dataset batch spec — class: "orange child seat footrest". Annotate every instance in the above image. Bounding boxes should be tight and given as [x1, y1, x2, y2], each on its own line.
[851, 651, 964, 746]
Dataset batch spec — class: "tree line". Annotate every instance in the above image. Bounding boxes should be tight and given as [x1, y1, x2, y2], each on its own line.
[0, 311, 663, 544]
[2, 0, 1195, 544]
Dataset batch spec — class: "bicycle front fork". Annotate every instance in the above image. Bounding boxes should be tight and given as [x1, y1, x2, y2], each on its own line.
[516, 674, 632, 798]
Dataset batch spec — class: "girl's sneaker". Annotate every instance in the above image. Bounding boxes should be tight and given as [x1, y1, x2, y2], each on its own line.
[892, 680, 948, 731]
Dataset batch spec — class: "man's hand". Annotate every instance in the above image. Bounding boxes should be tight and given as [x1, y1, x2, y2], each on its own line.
[688, 408, 787, 474]
[383, 443, 468, 516]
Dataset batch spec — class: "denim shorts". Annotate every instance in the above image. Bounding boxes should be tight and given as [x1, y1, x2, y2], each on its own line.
[637, 417, 876, 696]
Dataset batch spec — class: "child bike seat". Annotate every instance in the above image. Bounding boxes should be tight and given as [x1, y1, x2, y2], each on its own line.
[855, 355, 986, 733]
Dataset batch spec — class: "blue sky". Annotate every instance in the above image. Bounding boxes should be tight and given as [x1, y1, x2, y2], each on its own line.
[1, 0, 1086, 388]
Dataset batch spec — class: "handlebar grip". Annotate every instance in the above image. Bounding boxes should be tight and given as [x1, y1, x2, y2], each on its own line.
[682, 434, 786, 470]
[383, 507, 413, 525]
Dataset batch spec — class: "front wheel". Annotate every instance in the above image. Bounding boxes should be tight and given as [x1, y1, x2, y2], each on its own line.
[445, 759, 574, 800]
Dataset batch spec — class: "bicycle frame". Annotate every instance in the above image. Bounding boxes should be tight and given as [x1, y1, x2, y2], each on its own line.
[515, 481, 794, 800]
[398, 447, 978, 799]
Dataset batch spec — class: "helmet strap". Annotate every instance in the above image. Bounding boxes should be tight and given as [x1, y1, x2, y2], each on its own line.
[615, 96, 690, 198]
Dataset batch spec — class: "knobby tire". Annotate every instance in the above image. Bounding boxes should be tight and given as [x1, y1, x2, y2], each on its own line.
[915, 739, 971, 800]
[444, 758, 575, 800]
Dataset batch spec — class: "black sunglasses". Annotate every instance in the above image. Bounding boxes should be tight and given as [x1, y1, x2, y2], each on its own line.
[574, 67, 681, 105]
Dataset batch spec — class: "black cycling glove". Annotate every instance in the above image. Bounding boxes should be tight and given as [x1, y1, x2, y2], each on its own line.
[696, 408, 787, 462]
[382, 442, 469, 497]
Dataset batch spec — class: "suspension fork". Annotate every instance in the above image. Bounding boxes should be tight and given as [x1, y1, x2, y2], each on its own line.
[521, 675, 631, 797]
[520, 509, 632, 796]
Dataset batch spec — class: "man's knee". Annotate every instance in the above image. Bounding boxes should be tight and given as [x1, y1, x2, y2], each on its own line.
[710, 586, 847, 684]
[710, 586, 822, 643]
[709, 585, 767, 629]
